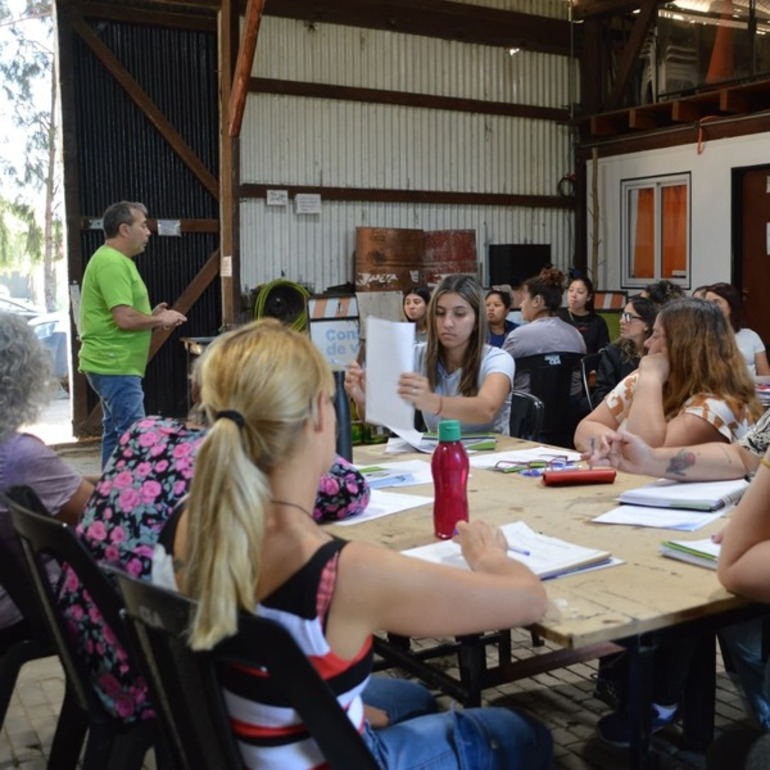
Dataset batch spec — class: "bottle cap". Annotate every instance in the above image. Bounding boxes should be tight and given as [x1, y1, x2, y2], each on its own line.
[437, 419, 461, 442]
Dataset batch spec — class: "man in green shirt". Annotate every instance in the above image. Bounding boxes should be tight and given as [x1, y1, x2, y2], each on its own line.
[79, 201, 187, 467]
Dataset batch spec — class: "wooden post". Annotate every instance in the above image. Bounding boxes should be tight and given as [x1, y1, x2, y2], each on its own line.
[228, 0, 266, 138]
[219, 0, 241, 328]
[591, 147, 600, 283]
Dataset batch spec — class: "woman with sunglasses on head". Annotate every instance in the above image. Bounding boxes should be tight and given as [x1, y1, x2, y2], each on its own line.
[705, 282, 770, 377]
[574, 298, 762, 453]
[590, 296, 657, 407]
[558, 275, 610, 355]
[346, 274, 515, 435]
[153, 318, 552, 770]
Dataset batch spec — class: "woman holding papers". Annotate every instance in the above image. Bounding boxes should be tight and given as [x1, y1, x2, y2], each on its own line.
[574, 298, 761, 453]
[153, 319, 553, 770]
[346, 274, 515, 435]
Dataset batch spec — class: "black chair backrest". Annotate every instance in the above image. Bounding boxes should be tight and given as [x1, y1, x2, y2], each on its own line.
[0, 487, 51, 641]
[116, 572, 380, 770]
[509, 390, 545, 441]
[515, 352, 583, 446]
[6, 486, 133, 716]
[580, 352, 604, 412]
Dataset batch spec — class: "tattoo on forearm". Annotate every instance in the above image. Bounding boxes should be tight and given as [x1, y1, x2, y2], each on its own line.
[666, 450, 696, 477]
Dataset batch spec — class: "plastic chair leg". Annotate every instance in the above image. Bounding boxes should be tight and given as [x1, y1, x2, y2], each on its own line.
[48, 687, 89, 770]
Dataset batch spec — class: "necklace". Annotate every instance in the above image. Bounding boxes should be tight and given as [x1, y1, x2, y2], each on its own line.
[271, 499, 314, 518]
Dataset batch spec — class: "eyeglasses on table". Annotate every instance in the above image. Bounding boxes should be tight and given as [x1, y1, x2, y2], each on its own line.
[493, 455, 574, 476]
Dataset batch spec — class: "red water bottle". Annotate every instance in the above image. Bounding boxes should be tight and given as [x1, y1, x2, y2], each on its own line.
[431, 419, 469, 539]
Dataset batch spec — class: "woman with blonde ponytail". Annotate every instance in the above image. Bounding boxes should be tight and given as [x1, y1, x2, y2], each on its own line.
[153, 318, 553, 770]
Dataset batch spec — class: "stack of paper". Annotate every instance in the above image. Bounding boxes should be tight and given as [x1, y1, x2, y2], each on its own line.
[659, 538, 720, 570]
[402, 521, 615, 580]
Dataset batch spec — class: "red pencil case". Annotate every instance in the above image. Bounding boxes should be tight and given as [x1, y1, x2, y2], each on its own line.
[541, 469, 616, 486]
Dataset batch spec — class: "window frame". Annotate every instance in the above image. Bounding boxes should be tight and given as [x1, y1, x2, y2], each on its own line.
[620, 172, 691, 291]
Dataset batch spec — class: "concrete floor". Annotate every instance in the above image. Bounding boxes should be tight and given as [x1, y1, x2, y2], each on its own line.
[1, 397, 759, 769]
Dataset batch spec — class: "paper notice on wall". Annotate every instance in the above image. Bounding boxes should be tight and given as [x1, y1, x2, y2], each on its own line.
[220, 255, 232, 277]
[766, 222, 770, 256]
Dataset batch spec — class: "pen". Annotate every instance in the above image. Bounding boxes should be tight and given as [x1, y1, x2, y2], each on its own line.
[590, 436, 596, 455]
[507, 544, 531, 557]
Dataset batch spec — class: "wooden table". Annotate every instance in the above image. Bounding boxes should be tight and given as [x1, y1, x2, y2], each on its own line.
[327, 437, 763, 769]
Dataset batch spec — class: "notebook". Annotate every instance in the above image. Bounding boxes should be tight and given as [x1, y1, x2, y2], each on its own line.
[402, 521, 613, 580]
[617, 478, 749, 512]
[659, 538, 720, 570]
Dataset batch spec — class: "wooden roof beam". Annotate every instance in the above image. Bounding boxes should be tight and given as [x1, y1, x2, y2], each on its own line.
[589, 112, 630, 136]
[228, 0, 265, 137]
[262, 0, 574, 57]
[671, 99, 721, 122]
[606, 0, 657, 110]
[573, 0, 667, 21]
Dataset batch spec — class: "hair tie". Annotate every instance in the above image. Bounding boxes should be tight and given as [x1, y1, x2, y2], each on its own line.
[214, 409, 246, 429]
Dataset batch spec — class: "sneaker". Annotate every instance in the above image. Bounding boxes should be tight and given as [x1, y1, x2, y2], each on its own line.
[597, 707, 678, 748]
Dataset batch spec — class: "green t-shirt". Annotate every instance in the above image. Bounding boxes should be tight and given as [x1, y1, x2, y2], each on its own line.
[78, 245, 153, 376]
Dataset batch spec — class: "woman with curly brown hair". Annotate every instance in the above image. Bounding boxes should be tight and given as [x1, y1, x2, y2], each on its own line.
[574, 298, 762, 452]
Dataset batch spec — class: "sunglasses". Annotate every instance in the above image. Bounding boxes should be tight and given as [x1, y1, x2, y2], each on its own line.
[620, 311, 644, 322]
[493, 456, 573, 476]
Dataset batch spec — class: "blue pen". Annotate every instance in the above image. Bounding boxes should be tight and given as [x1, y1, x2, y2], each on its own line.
[507, 544, 531, 557]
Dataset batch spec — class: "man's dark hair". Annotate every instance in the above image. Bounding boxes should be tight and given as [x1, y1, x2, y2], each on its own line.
[102, 201, 147, 238]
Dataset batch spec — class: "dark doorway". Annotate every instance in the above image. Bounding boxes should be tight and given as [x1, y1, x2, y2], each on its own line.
[733, 166, 770, 346]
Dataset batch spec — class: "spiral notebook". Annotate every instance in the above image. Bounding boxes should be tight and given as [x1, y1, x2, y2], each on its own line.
[617, 478, 749, 512]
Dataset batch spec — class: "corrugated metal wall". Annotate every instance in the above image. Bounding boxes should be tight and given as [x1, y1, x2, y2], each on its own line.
[70, 19, 221, 418]
[239, 17, 576, 294]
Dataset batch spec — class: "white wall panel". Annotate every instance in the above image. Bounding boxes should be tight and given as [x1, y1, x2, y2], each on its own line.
[240, 199, 574, 294]
[587, 131, 770, 291]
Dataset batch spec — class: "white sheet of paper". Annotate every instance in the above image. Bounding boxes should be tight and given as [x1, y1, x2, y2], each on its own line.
[469, 447, 582, 470]
[593, 505, 725, 531]
[365, 318, 415, 432]
[334, 489, 433, 526]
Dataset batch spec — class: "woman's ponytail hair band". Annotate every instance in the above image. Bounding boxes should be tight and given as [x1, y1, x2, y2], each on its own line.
[214, 409, 246, 429]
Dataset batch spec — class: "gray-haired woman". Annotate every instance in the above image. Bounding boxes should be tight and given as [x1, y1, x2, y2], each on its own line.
[0, 311, 93, 642]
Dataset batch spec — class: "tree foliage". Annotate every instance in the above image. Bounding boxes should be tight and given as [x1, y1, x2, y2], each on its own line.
[0, 0, 61, 308]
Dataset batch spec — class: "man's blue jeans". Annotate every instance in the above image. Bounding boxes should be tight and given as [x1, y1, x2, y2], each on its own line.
[85, 373, 145, 468]
[361, 676, 553, 769]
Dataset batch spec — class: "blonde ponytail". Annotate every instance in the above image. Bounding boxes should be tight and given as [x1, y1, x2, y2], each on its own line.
[179, 319, 334, 649]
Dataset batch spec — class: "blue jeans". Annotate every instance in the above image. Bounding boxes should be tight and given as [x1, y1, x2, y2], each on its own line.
[720, 619, 770, 730]
[361, 677, 553, 770]
[85, 373, 145, 468]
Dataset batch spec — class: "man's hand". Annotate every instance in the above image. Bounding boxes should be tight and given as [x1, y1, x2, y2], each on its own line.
[156, 308, 187, 330]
